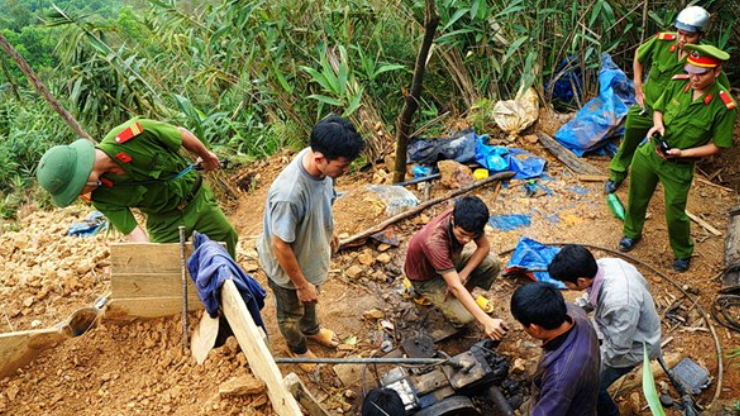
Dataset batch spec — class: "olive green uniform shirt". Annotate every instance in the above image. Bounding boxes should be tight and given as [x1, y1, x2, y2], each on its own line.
[637, 33, 730, 108]
[91, 118, 197, 234]
[653, 79, 736, 150]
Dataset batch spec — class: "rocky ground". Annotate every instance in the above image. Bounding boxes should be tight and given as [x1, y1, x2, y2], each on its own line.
[2, 116, 740, 415]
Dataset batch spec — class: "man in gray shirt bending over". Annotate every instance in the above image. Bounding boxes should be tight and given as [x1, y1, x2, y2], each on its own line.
[548, 245, 661, 416]
[258, 115, 364, 371]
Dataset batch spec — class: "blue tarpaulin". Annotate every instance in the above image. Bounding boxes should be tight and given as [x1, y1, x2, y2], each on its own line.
[67, 211, 108, 237]
[475, 138, 547, 179]
[505, 237, 566, 289]
[488, 214, 532, 231]
[554, 53, 636, 156]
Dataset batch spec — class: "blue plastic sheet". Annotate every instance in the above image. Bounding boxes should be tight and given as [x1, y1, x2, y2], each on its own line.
[67, 211, 109, 237]
[505, 237, 566, 289]
[554, 53, 636, 156]
[475, 138, 547, 179]
[488, 214, 532, 231]
[546, 56, 583, 104]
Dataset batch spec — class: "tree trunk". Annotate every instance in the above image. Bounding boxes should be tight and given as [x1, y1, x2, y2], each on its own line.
[392, 0, 439, 183]
[0, 31, 93, 142]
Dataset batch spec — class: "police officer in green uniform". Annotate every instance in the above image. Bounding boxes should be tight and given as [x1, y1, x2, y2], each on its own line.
[619, 44, 736, 272]
[37, 118, 238, 258]
[605, 6, 730, 194]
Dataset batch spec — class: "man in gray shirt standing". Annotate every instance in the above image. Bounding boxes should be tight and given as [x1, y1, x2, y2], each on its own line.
[548, 245, 661, 416]
[258, 115, 364, 371]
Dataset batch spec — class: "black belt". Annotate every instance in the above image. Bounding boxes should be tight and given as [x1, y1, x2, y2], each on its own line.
[177, 174, 203, 211]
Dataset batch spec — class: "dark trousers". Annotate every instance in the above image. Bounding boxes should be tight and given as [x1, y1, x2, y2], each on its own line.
[268, 279, 320, 354]
[597, 365, 635, 416]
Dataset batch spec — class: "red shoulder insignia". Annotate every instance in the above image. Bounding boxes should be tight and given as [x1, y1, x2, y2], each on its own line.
[719, 90, 736, 110]
[669, 44, 677, 53]
[657, 32, 677, 41]
[99, 178, 115, 188]
[683, 81, 691, 93]
[703, 94, 713, 105]
[672, 74, 690, 80]
[115, 152, 133, 164]
[115, 122, 144, 144]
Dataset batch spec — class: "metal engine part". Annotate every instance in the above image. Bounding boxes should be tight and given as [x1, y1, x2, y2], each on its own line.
[381, 338, 521, 416]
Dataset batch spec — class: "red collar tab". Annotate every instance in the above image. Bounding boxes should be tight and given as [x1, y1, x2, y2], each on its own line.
[115, 152, 133, 164]
[719, 91, 737, 110]
[672, 74, 690, 80]
[115, 122, 144, 144]
[687, 51, 721, 68]
[703, 94, 714, 105]
[657, 32, 677, 41]
[669, 44, 678, 53]
[683, 82, 692, 93]
[100, 178, 115, 188]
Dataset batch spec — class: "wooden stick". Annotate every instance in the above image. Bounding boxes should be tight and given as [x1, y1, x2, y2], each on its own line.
[686, 210, 722, 237]
[695, 177, 733, 193]
[535, 132, 603, 175]
[340, 171, 515, 248]
[577, 174, 608, 182]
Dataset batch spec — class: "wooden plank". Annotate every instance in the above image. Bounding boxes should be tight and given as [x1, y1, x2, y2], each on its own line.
[111, 243, 194, 275]
[723, 206, 740, 293]
[536, 132, 603, 175]
[284, 372, 333, 416]
[608, 352, 682, 395]
[111, 273, 200, 299]
[686, 210, 722, 237]
[222, 279, 302, 416]
[0, 327, 68, 379]
[104, 296, 203, 321]
[577, 174, 609, 182]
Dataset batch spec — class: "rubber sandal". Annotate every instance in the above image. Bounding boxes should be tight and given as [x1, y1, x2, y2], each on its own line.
[305, 328, 340, 349]
[289, 349, 317, 372]
[475, 295, 494, 314]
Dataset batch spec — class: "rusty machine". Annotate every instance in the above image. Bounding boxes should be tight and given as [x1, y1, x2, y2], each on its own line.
[379, 337, 523, 416]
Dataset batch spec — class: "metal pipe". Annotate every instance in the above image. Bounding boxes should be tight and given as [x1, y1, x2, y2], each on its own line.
[393, 173, 441, 187]
[486, 386, 515, 416]
[274, 357, 446, 365]
[179, 226, 189, 353]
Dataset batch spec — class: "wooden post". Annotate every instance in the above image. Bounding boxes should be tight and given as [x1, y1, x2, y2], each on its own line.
[0, 31, 93, 142]
[221, 279, 303, 416]
[392, 0, 440, 183]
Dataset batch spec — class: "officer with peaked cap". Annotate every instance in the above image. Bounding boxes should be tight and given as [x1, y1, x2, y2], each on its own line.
[619, 44, 736, 272]
[605, 6, 730, 194]
[37, 118, 238, 257]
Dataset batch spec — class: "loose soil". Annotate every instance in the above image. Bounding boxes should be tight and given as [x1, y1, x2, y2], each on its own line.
[2, 115, 740, 415]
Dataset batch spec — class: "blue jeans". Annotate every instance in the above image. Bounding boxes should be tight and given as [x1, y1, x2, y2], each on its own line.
[598, 365, 636, 416]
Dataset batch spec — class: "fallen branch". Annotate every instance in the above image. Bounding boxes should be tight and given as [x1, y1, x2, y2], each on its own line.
[686, 210, 722, 237]
[695, 177, 733, 193]
[535, 132, 602, 175]
[340, 171, 515, 248]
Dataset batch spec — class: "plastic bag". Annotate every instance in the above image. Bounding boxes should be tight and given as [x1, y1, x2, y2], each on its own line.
[366, 185, 419, 216]
[67, 211, 109, 237]
[475, 137, 546, 179]
[493, 87, 539, 139]
[488, 214, 532, 231]
[505, 237, 566, 289]
[554, 53, 636, 156]
[407, 130, 477, 165]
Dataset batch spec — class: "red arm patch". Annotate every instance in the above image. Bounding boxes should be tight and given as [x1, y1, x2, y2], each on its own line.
[719, 91, 737, 110]
[115, 122, 144, 144]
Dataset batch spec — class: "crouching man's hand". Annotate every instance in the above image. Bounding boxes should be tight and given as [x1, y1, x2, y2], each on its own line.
[484, 318, 509, 341]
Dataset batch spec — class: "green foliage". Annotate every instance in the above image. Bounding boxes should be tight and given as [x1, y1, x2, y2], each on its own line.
[1, 0, 739, 218]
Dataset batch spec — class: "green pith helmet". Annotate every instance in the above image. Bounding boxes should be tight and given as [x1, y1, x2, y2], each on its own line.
[37, 139, 96, 207]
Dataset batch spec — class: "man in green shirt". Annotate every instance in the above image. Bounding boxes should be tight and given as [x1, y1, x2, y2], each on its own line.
[619, 45, 736, 272]
[606, 6, 730, 194]
[37, 118, 238, 257]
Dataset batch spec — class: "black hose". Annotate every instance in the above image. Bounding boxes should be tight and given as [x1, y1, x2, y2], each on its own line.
[711, 294, 740, 332]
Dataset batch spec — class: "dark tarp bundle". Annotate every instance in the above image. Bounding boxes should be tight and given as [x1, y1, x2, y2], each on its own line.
[407, 129, 477, 165]
[187, 232, 267, 330]
[554, 53, 636, 156]
[475, 137, 547, 179]
[505, 237, 566, 289]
